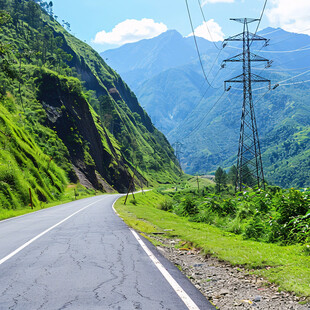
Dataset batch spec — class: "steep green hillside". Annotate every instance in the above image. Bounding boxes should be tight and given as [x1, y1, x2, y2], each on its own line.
[0, 0, 180, 210]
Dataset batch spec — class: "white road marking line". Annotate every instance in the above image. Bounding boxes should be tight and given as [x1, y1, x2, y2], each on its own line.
[130, 229, 201, 310]
[112, 198, 122, 216]
[0, 196, 103, 224]
[0, 196, 108, 266]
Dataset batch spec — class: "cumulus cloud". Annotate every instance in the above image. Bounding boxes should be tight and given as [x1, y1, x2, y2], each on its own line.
[188, 19, 224, 42]
[266, 0, 310, 35]
[202, 0, 234, 5]
[93, 18, 168, 45]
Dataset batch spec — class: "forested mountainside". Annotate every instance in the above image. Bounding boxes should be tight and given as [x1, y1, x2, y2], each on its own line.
[0, 0, 181, 209]
[102, 29, 310, 188]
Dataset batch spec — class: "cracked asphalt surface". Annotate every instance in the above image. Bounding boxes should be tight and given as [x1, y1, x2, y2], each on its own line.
[0, 194, 215, 310]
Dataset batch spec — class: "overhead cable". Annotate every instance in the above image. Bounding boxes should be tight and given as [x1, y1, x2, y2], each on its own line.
[277, 69, 310, 84]
[226, 44, 310, 53]
[183, 90, 227, 139]
[250, 0, 268, 46]
[280, 79, 310, 86]
[171, 66, 223, 137]
[197, 0, 221, 50]
[185, 0, 213, 87]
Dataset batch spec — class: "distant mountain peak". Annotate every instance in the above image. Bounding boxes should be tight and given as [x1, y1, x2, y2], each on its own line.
[160, 29, 183, 38]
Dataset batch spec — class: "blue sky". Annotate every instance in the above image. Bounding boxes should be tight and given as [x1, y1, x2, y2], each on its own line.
[51, 0, 310, 52]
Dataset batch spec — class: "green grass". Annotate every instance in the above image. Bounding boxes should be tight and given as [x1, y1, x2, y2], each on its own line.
[115, 190, 310, 297]
[156, 174, 214, 194]
[0, 184, 99, 221]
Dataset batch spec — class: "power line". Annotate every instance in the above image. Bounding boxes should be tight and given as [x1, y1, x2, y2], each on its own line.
[183, 90, 227, 139]
[253, 0, 268, 37]
[249, 0, 268, 47]
[266, 26, 310, 47]
[259, 28, 282, 36]
[252, 66, 310, 72]
[280, 79, 310, 86]
[185, 0, 213, 87]
[232, 69, 310, 91]
[259, 44, 310, 53]
[226, 43, 310, 53]
[277, 68, 310, 84]
[170, 56, 224, 139]
[197, 0, 221, 50]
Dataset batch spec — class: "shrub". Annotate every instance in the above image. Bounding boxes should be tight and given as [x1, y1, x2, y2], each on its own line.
[181, 196, 198, 216]
[244, 214, 267, 241]
[159, 198, 173, 211]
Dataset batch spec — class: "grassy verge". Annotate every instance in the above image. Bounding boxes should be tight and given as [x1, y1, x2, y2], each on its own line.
[0, 184, 101, 221]
[115, 190, 310, 297]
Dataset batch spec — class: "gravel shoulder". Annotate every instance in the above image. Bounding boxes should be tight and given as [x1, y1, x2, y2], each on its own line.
[149, 235, 310, 310]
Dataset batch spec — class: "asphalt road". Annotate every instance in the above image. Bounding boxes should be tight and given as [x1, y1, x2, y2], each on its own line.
[0, 194, 215, 310]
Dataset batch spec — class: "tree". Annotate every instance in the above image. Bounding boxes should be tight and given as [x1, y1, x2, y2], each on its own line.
[0, 0, 7, 10]
[48, 1, 53, 15]
[215, 167, 227, 193]
[228, 165, 238, 187]
[26, 0, 41, 27]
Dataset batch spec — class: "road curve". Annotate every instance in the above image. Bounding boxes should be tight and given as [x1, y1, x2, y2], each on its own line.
[0, 194, 215, 310]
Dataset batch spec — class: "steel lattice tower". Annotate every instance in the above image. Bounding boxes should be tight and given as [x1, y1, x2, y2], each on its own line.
[223, 18, 271, 189]
[172, 142, 183, 171]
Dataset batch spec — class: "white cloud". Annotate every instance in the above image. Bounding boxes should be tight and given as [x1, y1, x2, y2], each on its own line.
[266, 0, 310, 35]
[93, 19, 168, 45]
[202, 0, 234, 5]
[188, 19, 224, 42]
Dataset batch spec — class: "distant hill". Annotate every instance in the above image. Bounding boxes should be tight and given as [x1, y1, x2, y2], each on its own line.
[102, 28, 310, 188]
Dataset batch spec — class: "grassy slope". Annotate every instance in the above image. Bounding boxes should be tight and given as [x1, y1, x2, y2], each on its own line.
[0, 100, 68, 209]
[0, 0, 180, 215]
[115, 191, 310, 297]
[0, 184, 97, 221]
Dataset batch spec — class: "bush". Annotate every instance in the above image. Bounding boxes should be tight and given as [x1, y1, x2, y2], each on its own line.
[181, 196, 198, 216]
[244, 215, 267, 241]
[159, 186, 310, 245]
[159, 198, 173, 211]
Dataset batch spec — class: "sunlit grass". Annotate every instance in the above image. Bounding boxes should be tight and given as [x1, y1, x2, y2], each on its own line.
[115, 190, 310, 297]
[0, 184, 99, 221]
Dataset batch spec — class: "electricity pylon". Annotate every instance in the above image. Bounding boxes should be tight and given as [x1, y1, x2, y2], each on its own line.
[223, 18, 271, 189]
[172, 142, 183, 170]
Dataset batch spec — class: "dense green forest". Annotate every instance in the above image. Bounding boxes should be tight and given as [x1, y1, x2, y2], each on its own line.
[0, 0, 181, 210]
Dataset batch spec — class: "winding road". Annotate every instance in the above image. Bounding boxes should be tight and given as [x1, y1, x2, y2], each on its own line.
[0, 194, 215, 309]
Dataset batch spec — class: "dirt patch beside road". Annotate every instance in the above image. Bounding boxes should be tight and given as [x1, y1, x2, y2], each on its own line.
[151, 235, 309, 310]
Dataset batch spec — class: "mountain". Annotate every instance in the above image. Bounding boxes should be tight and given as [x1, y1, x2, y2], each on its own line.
[102, 28, 310, 188]
[102, 30, 217, 89]
[0, 0, 180, 209]
[102, 31, 225, 133]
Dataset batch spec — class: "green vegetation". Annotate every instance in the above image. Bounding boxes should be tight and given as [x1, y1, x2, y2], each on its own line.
[0, 183, 98, 221]
[115, 190, 310, 296]
[168, 186, 310, 245]
[0, 0, 180, 215]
